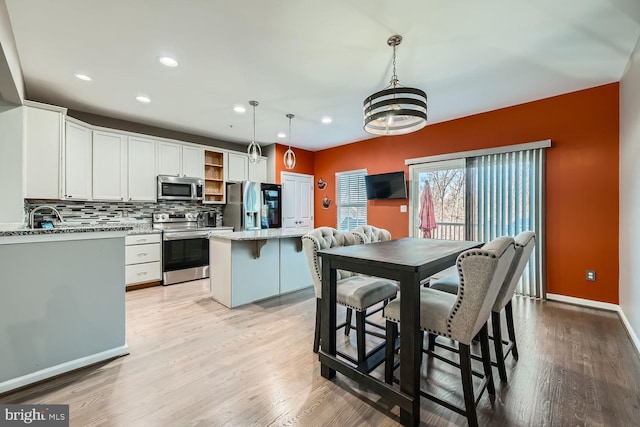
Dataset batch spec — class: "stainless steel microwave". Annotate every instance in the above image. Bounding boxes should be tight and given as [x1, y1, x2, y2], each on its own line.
[157, 175, 204, 201]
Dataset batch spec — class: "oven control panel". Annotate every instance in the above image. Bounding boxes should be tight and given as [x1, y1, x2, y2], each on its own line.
[153, 211, 200, 224]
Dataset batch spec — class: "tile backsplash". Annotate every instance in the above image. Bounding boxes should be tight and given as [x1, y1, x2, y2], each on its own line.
[25, 199, 224, 226]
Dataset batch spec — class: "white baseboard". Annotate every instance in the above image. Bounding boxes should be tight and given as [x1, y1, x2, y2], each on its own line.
[546, 293, 619, 311]
[0, 344, 129, 394]
[618, 308, 640, 356]
[546, 293, 640, 356]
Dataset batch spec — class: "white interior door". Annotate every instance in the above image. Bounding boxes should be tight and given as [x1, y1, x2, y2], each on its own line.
[281, 172, 314, 230]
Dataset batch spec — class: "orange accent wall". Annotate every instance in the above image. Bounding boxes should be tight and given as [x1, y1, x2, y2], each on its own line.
[274, 144, 315, 183]
[314, 83, 620, 304]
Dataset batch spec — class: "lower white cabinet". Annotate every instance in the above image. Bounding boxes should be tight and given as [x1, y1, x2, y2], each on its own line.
[125, 234, 162, 286]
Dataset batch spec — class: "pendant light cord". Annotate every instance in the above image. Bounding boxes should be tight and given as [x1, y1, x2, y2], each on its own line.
[252, 103, 256, 142]
[391, 43, 398, 88]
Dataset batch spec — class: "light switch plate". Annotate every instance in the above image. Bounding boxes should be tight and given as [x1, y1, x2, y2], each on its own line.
[400, 205, 407, 213]
[586, 270, 596, 281]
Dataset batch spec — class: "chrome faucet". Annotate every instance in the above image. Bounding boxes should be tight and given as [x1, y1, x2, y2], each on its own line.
[29, 206, 64, 229]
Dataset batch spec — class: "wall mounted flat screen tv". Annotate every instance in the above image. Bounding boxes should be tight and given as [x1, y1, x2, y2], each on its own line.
[364, 171, 407, 200]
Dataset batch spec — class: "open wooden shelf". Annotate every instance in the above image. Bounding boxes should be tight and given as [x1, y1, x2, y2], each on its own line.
[204, 150, 225, 203]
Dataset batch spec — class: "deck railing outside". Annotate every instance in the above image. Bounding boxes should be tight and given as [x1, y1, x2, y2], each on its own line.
[431, 222, 465, 240]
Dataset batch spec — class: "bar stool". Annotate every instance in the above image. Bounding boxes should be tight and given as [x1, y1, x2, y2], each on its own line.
[383, 237, 516, 427]
[430, 231, 536, 382]
[302, 227, 398, 365]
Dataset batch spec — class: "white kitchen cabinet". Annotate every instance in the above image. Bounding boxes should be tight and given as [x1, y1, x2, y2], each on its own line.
[182, 145, 204, 179]
[24, 102, 66, 199]
[226, 152, 267, 182]
[127, 137, 156, 201]
[226, 152, 248, 182]
[92, 131, 127, 201]
[248, 157, 268, 182]
[64, 121, 92, 200]
[157, 141, 181, 176]
[125, 233, 162, 287]
[157, 142, 203, 179]
[281, 172, 313, 230]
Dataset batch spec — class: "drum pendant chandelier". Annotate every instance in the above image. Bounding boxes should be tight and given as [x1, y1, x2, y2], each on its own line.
[283, 113, 296, 170]
[247, 100, 262, 163]
[363, 35, 427, 136]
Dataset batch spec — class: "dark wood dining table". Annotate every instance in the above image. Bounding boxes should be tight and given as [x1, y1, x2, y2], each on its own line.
[317, 237, 482, 426]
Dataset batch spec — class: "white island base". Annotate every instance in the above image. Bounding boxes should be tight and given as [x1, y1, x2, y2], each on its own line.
[0, 229, 129, 393]
[209, 229, 312, 308]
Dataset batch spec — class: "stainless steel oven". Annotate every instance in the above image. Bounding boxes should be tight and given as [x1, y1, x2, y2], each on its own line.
[153, 211, 210, 286]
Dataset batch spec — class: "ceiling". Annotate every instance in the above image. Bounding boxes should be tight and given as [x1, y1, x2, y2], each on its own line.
[4, 0, 640, 151]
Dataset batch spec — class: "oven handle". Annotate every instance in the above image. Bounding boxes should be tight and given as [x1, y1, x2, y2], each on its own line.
[163, 231, 210, 241]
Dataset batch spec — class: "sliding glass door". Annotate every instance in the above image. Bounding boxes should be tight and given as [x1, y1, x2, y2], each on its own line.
[409, 148, 545, 298]
[409, 159, 467, 240]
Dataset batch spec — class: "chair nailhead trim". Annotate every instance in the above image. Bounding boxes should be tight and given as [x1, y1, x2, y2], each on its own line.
[447, 250, 496, 336]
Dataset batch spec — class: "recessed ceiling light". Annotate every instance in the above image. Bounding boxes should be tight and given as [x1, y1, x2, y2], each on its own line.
[233, 105, 246, 113]
[159, 56, 178, 67]
[75, 73, 92, 81]
[277, 132, 286, 138]
[136, 95, 151, 103]
[321, 116, 332, 124]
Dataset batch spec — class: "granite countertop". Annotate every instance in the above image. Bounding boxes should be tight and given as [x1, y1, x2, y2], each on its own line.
[208, 226, 234, 232]
[0, 224, 133, 237]
[209, 229, 306, 241]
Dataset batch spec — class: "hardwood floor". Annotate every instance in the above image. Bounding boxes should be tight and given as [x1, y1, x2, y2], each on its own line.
[2, 280, 639, 426]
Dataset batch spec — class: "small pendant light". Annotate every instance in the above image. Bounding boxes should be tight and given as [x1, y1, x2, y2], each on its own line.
[283, 113, 296, 170]
[247, 100, 261, 163]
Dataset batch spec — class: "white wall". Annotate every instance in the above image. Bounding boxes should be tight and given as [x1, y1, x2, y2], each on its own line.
[0, 0, 24, 104]
[619, 35, 640, 351]
[0, 103, 24, 225]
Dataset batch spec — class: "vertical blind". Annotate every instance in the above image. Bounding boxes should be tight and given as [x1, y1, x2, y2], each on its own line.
[336, 170, 367, 231]
[467, 148, 546, 298]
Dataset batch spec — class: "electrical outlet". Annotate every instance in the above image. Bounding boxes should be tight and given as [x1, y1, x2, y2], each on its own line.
[586, 270, 596, 281]
[400, 205, 407, 213]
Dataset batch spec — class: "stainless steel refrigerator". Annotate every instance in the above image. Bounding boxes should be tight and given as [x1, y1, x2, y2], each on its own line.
[223, 181, 282, 231]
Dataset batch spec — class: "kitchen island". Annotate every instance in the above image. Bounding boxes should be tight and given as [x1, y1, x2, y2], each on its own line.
[0, 226, 130, 393]
[209, 229, 312, 308]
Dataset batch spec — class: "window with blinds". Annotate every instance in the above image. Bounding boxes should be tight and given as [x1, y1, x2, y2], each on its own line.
[336, 169, 367, 231]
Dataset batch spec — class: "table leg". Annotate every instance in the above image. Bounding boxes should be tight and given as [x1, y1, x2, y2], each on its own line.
[320, 261, 337, 379]
[399, 271, 421, 426]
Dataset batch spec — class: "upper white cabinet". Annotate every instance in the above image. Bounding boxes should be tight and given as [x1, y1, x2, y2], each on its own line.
[157, 141, 204, 179]
[226, 152, 248, 182]
[92, 131, 127, 201]
[64, 122, 92, 200]
[225, 152, 267, 182]
[128, 137, 156, 201]
[157, 141, 181, 176]
[24, 103, 65, 199]
[248, 158, 268, 183]
[182, 146, 204, 179]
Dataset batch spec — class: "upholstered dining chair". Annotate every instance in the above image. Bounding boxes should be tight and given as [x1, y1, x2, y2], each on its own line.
[383, 237, 516, 427]
[352, 224, 392, 244]
[429, 231, 536, 382]
[302, 227, 398, 365]
[344, 224, 394, 336]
